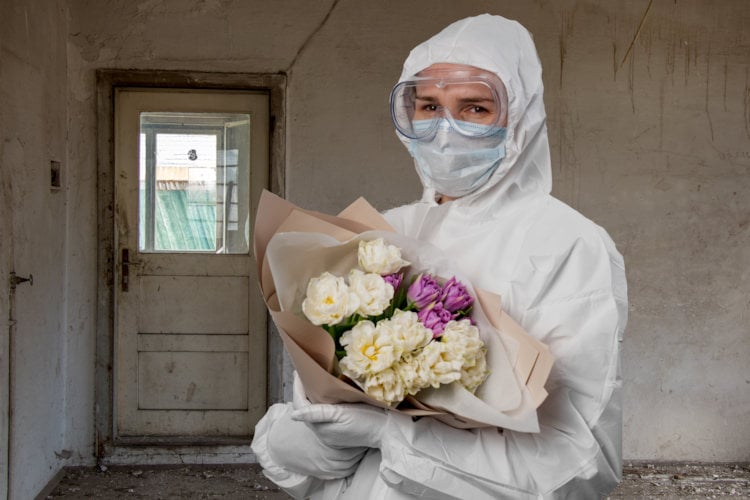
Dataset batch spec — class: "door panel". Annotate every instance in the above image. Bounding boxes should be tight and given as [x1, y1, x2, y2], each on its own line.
[138, 276, 249, 334]
[114, 88, 268, 439]
[137, 351, 249, 410]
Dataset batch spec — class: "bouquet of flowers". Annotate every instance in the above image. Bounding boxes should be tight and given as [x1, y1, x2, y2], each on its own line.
[301, 238, 488, 406]
[254, 191, 553, 431]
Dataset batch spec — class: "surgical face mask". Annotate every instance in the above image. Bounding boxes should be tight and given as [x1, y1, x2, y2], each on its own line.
[408, 119, 507, 198]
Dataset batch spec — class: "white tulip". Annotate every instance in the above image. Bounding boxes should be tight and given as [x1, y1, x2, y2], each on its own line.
[339, 320, 402, 379]
[362, 367, 406, 406]
[301, 272, 359, 326]
[460, 349, 489, 393]
[387, 310, 432, 353]
[416, 341, 463, 388]
[347, 269, 394, 317]
[357, 238, 410, 275]
[440, 320, 489, 392]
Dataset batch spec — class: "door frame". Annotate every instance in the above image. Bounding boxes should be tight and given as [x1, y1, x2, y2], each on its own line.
[95, 70, 286, 461]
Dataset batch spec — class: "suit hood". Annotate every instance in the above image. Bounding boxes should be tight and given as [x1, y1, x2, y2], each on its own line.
[397, 14, 552, 210]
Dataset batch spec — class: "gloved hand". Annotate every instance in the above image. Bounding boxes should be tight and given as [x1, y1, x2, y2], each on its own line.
[254, 402, 367, 481]
[291, 403, 389, 449]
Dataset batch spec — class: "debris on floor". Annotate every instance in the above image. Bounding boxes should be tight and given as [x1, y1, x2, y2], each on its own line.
[609, 462, 750, 498]
[47, 462, 750, 499]
[47, 464, 289, 499]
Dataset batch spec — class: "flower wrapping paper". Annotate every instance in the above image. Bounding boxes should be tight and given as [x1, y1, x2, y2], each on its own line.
[253, 190, 553, 431]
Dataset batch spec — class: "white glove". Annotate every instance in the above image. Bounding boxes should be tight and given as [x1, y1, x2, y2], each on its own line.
[253, 403, 367, 481]
[291, 403, 390, 449]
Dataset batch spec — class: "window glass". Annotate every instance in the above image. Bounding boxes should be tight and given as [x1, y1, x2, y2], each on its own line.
[138, 112, 251, 253]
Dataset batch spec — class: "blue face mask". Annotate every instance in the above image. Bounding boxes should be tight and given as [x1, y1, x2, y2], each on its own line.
[408, 119, 507, 198]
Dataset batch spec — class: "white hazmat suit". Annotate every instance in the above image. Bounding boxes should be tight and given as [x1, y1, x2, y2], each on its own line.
[252, 14, 627, 499]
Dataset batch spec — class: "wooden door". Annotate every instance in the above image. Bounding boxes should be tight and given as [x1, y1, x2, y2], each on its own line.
[114, 88, 268, 439]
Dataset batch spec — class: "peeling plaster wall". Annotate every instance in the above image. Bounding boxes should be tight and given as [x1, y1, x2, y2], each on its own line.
[1, 0, 71, 497]
[50, 0, 749, 482]
[540, 1, 750, 461]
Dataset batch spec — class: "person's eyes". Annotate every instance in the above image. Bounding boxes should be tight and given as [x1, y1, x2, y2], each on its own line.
[420, 104, 440, 112]
[467, 105, 489, 114]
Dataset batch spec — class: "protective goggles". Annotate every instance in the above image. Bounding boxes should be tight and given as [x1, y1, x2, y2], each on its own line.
[390, 72, 508, 140]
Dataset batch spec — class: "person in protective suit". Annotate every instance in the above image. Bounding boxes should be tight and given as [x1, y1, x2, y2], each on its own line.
[252, 14, 628, 499]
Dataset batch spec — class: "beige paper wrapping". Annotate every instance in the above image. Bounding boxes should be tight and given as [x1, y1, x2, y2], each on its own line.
[253, 190, 554, 431]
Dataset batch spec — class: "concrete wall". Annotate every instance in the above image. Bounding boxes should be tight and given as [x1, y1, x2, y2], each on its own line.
[0, 0, 74, 497]
[2, 1, 748, 495]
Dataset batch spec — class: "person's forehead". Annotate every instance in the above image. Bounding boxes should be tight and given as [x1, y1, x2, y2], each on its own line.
[413, 63, 505, 100]
[416, 63, 496, 79]
[414, 81, 495, 100]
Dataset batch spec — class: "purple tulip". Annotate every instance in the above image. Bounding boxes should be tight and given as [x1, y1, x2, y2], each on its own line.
[407, 274, 442, 309]
[383, 272, 403, 290]
[440, 277, 474, 313]
[417, 302, 454, 338]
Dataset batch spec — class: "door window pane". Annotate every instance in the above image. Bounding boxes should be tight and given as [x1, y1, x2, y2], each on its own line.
[138, 112, 250, 254]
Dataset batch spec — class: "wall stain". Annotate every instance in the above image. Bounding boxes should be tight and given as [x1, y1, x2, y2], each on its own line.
[559, 7, 576, 89]
[633, 125, 655, 142]
[614, 0, 657, 113]
[612, 40, 618, 82]
[185, 382, 196, 402]
[646, 23, 654, 80]
[611, 12, 618, 81]
[659, 79, 665, 150]
[684, 27, 704, 87]
[557, 100, 581, 205]
[559, 28, 566, 89]
[705, 41, 714, 142]
[665, 31, 676, 83]
[723, 58, 729, 112]
[629, 49, 636, 113]
[683, 36, 690, 84]
[654, 177, 672, 192]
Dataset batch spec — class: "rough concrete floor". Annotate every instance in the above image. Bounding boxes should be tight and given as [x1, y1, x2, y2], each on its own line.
[47, 462, 750, 499]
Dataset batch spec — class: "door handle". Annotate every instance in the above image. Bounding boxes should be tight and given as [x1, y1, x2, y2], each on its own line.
[121, 248, 141, 292]
[10, 272, 33, 290]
